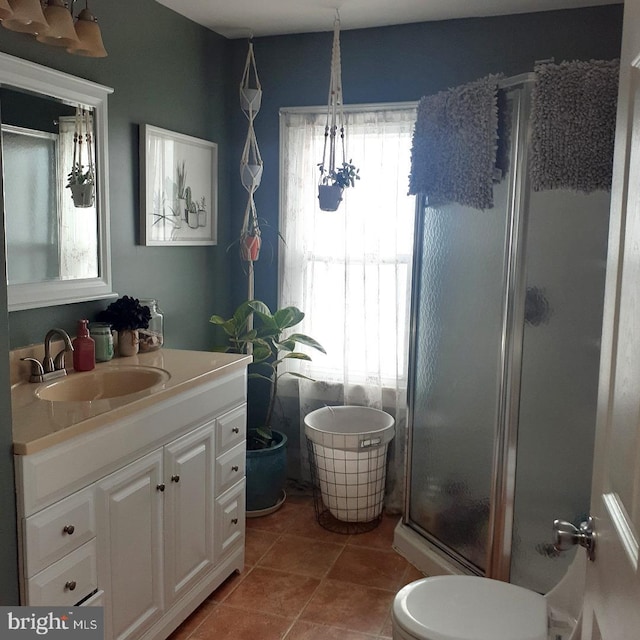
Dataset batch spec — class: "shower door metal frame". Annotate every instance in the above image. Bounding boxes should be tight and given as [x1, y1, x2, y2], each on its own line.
[486, 75, 532, 581]
[403, 74, 533, 581]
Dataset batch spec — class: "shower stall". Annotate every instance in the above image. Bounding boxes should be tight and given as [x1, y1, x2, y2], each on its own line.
[395, 74, 611, 594]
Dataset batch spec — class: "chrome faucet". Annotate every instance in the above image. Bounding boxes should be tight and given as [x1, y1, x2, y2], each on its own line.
[21, 328, 74, 383]
[43, 328, 74, 373]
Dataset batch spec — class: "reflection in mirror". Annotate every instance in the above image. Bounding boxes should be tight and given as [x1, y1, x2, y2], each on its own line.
[0, 51, 113, 311]
[1, 89, 98, 285]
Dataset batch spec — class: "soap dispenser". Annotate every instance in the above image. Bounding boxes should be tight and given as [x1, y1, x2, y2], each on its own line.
[72, 319, 95, 371]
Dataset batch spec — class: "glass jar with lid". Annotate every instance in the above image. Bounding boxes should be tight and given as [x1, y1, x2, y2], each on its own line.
[90, 322, 114, 362]
[138, 299, 164, 352]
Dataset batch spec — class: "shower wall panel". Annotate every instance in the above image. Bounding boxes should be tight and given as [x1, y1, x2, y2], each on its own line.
[511, 188, 609, 592]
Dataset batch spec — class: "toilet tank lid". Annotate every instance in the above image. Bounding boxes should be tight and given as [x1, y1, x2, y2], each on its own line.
[393, 576, 547, 640]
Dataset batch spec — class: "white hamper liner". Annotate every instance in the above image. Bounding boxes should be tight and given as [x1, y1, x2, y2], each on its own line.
[304, 406, 395, 523]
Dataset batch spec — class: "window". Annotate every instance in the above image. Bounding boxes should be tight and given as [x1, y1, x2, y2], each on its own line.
[279, 105, 417, 388]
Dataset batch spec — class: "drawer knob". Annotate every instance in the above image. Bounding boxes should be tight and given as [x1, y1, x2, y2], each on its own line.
[156, 483, 165, 492]
[231, 465, 239, 472]
[63, 524, 75, 535]
[171, 474, 180, 483]
[232, 427, 240, 434]
[64, 580, 77, 591]
[231, 518, 238, 525]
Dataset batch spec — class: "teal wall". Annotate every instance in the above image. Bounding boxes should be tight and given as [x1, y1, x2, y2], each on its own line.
[0, 176, 13, 604]
[1, 0, 235, 350]
[0, 1, 624, 603]
[0, 0, 234, 604]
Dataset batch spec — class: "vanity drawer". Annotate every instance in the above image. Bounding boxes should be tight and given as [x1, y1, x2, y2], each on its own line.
[215, 442, 246, 497]
[216, 406, 246, 454]
[24, 485, 96, 577]
[80, 589, 104, 606]
[215, 480, 245, 561]
[27, 539, 97, 606]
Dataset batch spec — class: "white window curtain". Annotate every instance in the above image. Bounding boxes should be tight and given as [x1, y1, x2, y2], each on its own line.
[279, 105, 416, 511]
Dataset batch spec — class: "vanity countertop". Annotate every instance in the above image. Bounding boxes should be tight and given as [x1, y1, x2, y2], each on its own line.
[11, 348, 252, 456]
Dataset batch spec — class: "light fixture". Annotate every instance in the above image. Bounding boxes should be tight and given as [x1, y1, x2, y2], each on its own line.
[68, 3, 107, 57]
[1, 0, 107, 57]
[0, 0, 13, 21]
[2, 0, 49, 35]
[36, 0, 78, 48]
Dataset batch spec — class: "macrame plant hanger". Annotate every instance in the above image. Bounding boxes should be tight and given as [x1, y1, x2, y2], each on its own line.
[318, 12, 347, 211]
[239, 38, 263, 341]
[69, 105, 95, 208]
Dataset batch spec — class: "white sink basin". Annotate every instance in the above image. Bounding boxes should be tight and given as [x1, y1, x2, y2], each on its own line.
[36, 366, 171, 402]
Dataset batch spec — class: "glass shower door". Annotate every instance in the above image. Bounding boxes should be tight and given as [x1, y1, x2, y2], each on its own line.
[406, 198, 508, 572]
[406, 86, 525, 574]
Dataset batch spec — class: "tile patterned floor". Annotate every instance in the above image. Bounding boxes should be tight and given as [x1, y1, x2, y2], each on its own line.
[168, 495, 424, 640]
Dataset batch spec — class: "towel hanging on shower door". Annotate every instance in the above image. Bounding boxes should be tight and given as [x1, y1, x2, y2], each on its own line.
[529, 58, 619, 193]
[408, 73, 504, 210]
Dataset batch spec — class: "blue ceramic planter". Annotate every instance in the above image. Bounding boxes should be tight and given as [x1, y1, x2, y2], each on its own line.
[246, 429, 288, 513]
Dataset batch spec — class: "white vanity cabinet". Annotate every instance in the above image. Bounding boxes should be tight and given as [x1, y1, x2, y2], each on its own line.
[13, 355, 249, 640]
[97, 450, 164, 640]
[97, 417, 246, 640]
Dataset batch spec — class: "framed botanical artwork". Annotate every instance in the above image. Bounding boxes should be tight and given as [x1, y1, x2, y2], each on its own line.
[140, 124, 218, 246]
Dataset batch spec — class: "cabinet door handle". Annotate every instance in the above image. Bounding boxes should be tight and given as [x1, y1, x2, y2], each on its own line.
[63, 524, 75, 535]
[231, 465, 239, 472]
[231, 518, 238, 525]
[171, 474, 180, 483]
[64, 580, 77, 591]
[232, 427, 240, 434]
[156, 483, 165, 492]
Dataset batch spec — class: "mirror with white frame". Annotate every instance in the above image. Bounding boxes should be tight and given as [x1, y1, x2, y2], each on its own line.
[0, 51, 113, 311]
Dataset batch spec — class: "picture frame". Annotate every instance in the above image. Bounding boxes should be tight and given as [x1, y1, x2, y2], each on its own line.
[140, 124, 218, 246]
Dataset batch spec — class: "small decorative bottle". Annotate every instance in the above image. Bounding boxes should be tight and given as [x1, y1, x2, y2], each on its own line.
[138, 299, 164, 352]
[72, 319, 95, 371]
[91, 323, 114, 362]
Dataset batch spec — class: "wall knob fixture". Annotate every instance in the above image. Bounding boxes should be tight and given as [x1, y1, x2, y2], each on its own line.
[63, 524, 75, 535]
[553, 516, 596, 561]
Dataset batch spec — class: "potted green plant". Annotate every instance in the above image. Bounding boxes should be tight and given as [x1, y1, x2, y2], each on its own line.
[96, 295, 152, 357]
[66, 161, 95, 208]
[318, 159, 360, 211]
[210, 300, 325, 513]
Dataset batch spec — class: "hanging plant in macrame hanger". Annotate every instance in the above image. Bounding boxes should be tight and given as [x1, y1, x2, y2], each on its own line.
[317, 13, 359, 212]
[239, 39, 263, 267]
[66, 105, 95, 208]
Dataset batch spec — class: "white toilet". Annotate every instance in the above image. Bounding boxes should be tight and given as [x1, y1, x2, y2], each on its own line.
[392, 553, 585, 640]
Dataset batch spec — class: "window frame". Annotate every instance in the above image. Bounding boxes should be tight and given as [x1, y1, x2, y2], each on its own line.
[278, 102, 418, 386]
